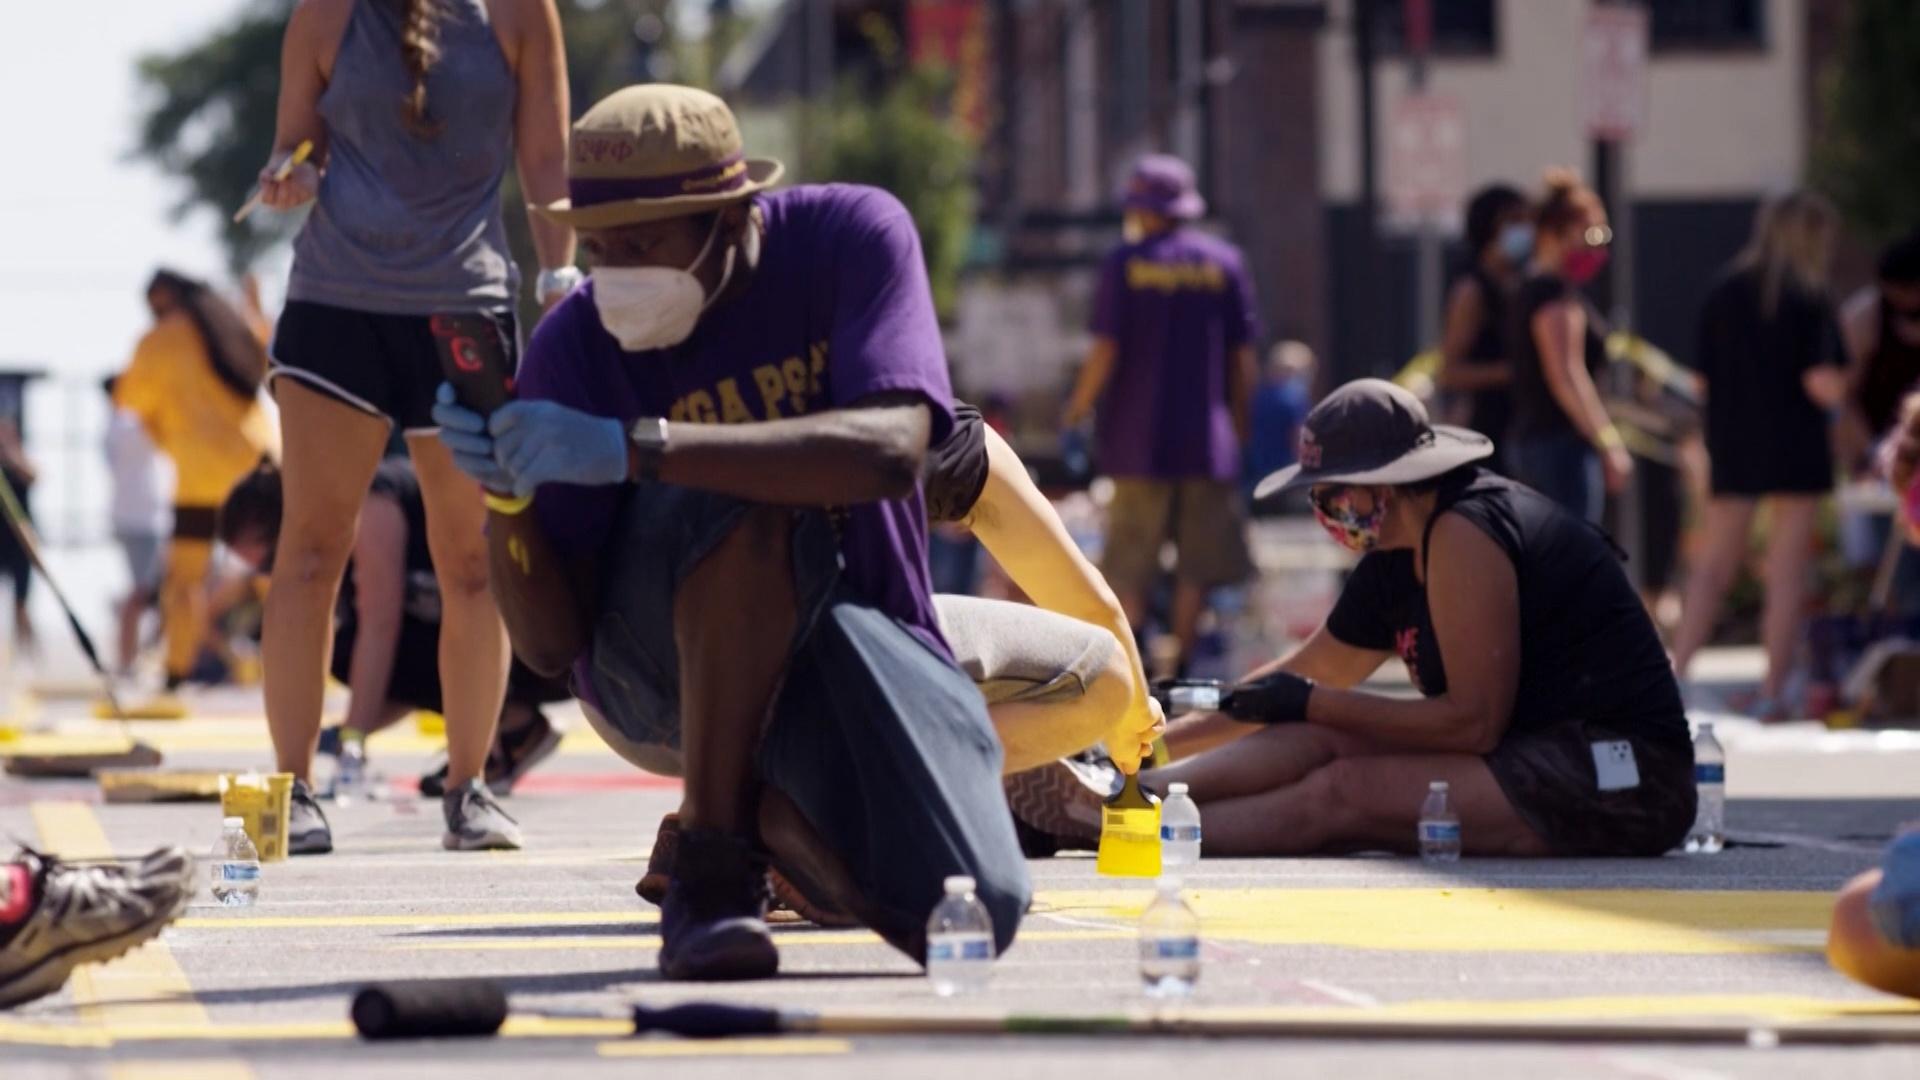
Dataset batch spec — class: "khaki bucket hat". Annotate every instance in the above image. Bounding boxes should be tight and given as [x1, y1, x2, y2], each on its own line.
[535, 84, 784, 229]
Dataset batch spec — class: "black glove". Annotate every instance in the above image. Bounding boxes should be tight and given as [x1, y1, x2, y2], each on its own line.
[1222, 670, 1315, 724]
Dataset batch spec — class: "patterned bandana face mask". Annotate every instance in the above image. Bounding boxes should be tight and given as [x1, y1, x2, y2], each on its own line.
[1311, 485, 1390, 553]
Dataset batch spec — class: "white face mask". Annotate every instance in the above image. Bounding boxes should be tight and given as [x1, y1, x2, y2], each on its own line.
[591, 215, 739, 352]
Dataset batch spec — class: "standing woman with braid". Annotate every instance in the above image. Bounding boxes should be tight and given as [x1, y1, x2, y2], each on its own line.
[253, 0, 573, 854]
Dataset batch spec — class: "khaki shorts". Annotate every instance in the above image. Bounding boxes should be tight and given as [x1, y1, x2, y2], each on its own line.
[935, 594, 1118, 706]
[1100, 478, 1255, 593]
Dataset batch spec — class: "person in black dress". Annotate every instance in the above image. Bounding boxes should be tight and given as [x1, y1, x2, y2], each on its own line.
[1134, 381, 1694, 857]
[1436, 183, 1531, 470]
[1507, 170, 1631, 523]
[1669, 192, 1847, 717]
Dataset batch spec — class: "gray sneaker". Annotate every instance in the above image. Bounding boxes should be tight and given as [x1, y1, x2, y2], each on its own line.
[442, 779, 523, 851]
[0, 846, 194, 1009]
[289, 779, 333, 855]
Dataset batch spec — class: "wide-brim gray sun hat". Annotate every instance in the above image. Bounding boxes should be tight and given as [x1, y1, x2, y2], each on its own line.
[1254, 378, 1494, 501]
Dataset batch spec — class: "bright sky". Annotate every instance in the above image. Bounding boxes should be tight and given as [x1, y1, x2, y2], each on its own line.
[0, 0, 256, 379]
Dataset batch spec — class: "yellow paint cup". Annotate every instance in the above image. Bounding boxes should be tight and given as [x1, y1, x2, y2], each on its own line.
[220, 771, 294, 862]
[1096, 773, 1162, 878]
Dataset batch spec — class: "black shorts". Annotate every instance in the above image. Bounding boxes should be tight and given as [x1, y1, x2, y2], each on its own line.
[331, 615, 572, 714]
[1486, 719, 1697, 857]
[270, 301, 517, 432]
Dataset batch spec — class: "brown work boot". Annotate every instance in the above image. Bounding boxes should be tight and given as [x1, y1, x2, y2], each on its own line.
[635, 813, 679, 906]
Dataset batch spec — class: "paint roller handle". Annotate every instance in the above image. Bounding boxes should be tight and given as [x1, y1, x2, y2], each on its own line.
[628, 1002, 792, 1038]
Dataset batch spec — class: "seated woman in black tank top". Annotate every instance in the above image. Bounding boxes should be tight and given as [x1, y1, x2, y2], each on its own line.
[1138, 380, 1695, 858]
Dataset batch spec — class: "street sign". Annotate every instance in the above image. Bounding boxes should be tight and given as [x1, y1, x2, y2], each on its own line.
[1584, 4, 1649, 141]
[1383, 92, 1466, 232]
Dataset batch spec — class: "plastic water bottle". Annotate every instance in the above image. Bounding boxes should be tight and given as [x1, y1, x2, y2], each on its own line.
[210, 817, 261, 907]
[925, 875, 994, 995]
[335, 730, 370, 804]
[1139, 876, 1201, 998]
[1686, 722, 1726, 854]
[1418, 781, 1462, 863]
[1160, 782, 1202, 871]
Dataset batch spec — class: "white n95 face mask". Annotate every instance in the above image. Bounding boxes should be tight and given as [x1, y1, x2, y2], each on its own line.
[591, 214, 740, 352]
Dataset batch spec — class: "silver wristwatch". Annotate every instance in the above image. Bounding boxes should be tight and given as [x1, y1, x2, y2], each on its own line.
[534, 266, 584, 305]
[628, 416, 668, 483]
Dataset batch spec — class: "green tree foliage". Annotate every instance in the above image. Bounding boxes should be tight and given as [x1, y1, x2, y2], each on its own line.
[1812, 0, 1920, 245]
[132, 0, 660, 282]
[803, 63, 977, 319]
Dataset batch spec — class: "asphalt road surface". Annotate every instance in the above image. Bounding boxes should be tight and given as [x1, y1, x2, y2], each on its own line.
[2, 686, 1917, 1079]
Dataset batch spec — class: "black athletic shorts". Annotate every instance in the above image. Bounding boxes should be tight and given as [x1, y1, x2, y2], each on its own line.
[270, 301, 517, 432]
[1486, 719, 1697, 857]
[331, 614, 571, 714]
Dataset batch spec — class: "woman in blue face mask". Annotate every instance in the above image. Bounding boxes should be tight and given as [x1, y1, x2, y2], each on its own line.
[1018, 379, 1698, 860]
[1435, 184, 1531, 473]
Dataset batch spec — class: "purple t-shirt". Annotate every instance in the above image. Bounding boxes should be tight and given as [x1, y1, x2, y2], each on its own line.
[515, 184, 956, 662]
[1088, 228, 1259, 480]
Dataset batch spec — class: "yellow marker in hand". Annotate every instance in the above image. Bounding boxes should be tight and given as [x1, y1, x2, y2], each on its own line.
[233, 139, 314, 223]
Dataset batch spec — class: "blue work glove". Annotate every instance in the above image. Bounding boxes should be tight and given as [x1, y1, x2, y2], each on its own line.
[1869, 829, 1920, 948]
[488, 399, 628, 497]
[431, 384, 516, 493]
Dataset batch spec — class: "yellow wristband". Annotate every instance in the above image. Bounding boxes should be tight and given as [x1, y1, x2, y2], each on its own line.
[483, 492, 532, 516]
[1596, 425, 1625, 452]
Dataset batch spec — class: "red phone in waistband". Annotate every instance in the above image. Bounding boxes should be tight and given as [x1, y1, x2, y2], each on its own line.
[428, 313, 516, 416]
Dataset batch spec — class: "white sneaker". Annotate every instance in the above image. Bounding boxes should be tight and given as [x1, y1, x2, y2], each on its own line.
[442, 780, 522, 851]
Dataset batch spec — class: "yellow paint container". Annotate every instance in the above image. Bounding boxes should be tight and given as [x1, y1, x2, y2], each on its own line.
[1096, 773, 1162, 878]
[219, 772, 293, 862]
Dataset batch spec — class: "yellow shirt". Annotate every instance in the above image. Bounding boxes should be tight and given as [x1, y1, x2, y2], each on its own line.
[115, 314, 276, 507]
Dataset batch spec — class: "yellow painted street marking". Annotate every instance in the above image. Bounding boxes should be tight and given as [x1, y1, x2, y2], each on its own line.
[177, 910, 646, 930]
[2, 996, 1911, 1050]
[501, 1015, 634, 1038]
[32, 801, 210, 1030]
[174, 887, 1834, 957]
[598, 1037, 853, 1058]
[30, 801, 115, 859]
[109, 1061, 255, 1080]
[6, 725, 622, 757]
[1042, 888, 1837, 955]
[395, 928, 1131, 952]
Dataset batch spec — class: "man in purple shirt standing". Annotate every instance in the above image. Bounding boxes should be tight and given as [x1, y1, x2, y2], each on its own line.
[1063, 154, 1259, 671]
[434, 85, 1028, 981]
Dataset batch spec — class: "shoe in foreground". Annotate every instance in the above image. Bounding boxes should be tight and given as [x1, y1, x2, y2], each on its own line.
[0, 846, 194, 1010]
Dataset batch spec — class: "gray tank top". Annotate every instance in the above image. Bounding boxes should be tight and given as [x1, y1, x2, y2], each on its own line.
[289, 0, 516, 315]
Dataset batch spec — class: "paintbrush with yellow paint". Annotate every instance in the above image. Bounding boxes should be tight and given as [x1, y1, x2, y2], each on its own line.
[1095, 771, 1162, 878]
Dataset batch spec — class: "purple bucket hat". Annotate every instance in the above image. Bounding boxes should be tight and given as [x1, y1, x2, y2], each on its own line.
[1122, 154, 1206, 221]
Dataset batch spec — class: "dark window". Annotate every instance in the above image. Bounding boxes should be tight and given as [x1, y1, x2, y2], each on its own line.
[1370, 0, 1497, 58]
[1649, 0, 1765, 51]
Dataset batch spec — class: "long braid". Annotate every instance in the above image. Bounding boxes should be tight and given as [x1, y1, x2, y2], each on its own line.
[398, 0, 445, 138]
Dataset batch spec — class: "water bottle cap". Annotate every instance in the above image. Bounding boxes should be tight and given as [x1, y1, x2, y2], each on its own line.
[943, 875, 976, 894]
[1429, 781, 1448, 792]
[1167, 782, 1189, 796]
[222, 816, 245, 829]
